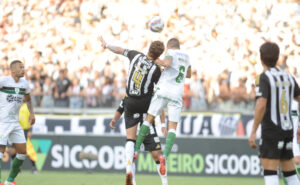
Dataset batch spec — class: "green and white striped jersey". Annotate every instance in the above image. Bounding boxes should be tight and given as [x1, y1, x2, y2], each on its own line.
[0, 76, 30, 123]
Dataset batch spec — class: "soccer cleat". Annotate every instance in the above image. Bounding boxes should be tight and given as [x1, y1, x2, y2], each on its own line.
[4, 181, 16, 185]
[159, 155, 166, 175]
[125, 172, 133, 185]
[133, 152, 138, 162]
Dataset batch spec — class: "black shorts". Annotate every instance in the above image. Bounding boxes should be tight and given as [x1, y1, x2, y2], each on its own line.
[143, 125, 161, 151]
[259, 136, 293, 160]
[123, 96, 151, 129]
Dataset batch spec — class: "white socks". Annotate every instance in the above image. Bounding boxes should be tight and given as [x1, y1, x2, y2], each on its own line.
[16, 153, 26, 160]
[286, 174, 300, 185]
[125, 140, 136, 185]
[132, 162, 136, 185]
[264, 175, 279, 185]
[156, 163, 168, 185]
[125, 140, 135, 173]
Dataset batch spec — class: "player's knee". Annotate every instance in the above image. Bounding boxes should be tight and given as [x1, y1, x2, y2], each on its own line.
[146, 114, 155, 123]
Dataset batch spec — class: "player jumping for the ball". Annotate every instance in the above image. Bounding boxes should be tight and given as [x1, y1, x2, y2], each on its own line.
[134, 38, 191, 175]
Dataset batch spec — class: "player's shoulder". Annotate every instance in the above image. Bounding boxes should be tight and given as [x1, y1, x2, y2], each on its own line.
[0, 75, 11, 84]
[256, 72, 268, 86]
[19, 77, 29, 86]
[125, 49, 142, 57]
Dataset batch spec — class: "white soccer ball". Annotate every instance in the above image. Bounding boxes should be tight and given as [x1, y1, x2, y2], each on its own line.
[148, 16, 164, 33]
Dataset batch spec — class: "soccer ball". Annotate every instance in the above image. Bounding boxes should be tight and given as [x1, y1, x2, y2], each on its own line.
[148, 16, 164, 32]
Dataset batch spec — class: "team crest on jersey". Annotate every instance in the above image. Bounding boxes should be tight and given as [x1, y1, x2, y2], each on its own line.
[15, 87, 20, 94]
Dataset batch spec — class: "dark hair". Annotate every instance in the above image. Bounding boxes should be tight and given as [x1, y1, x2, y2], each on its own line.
[167, 38, 180, 49]
[259, 42, 280, 67]
[148, 41, 164, 60]
[10, 60, 22, 69]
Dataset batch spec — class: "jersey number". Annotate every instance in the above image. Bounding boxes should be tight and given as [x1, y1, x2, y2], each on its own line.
[132, 71, 144, 89]
[280, 90, 288, 114]
[175, 66, 185, 83]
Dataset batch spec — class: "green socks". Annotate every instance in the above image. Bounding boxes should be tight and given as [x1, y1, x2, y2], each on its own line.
[135, 123, 150, 152]
[7, 157, 24, 182]
[163, 130, 176, 158]
[281, 171, 288, 185]
[296, 167, 300, 177]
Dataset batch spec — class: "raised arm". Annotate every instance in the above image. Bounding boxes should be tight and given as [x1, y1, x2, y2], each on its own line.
[100, 36, 125, 55]
[155, 56, 172, 68]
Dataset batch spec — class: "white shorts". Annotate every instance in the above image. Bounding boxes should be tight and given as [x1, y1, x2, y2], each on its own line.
[147, 93, 182, 123]
[0, 122, 26, 145]
[292, 115, 300, 157]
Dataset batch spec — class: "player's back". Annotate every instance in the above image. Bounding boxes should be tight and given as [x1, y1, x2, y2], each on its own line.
[260, 67, 298, 137]
[156, 49, 190, 99]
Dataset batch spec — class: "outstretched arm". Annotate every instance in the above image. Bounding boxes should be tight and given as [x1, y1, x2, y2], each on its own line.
[100, 36, 125, 55]
[155, 56, 172, 67]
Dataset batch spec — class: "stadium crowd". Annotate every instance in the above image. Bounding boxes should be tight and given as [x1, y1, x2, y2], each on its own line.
[0, 0, 299, 111]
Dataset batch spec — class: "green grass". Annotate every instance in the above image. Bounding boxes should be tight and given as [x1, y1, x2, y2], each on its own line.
[1, 170, 286, 185]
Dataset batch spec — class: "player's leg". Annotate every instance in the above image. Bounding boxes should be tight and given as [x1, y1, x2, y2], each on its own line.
[124, 108, 140, 185]
[135, 94, 165, 153]
[259, 136, 285, 185]
[144, 124, 168, 185]
[0, 146, 5, 185]
[260, 158, 280, 185]
[151, 150, 168, 185]
[163, 100, 182, 158]
[292, 113, 300, 176]
[294, 156, 300, 176]
[159, 101, 181, 175]
[280, 137, 300, 185]
[125, 126, 138, 185]
[5, 125, 26, 183]
[0, 123, 11, 184]
[280, 159, 300, 185]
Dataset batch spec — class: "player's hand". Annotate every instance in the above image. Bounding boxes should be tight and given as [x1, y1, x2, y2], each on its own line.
[161, 127, 167, 137]
[109, 120, 116, 129]
[29, 113, 35, 125]
[99, 36, 107, 48]
[27, 130, 32, 139]
[248, 133, 257, 149]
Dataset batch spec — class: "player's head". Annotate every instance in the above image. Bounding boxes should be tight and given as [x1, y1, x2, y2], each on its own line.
[259, 42, 280, 68]
[167, 38, 180, 49]
[148, 41, 165, 61]
[10, 60, 25, 78]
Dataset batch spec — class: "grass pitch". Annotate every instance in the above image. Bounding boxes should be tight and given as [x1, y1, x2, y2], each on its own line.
[1, 170, 286, 185]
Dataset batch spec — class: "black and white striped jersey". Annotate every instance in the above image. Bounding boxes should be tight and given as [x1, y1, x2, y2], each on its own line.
[256, 67, 300, 137]
[123, 49, 161, 98]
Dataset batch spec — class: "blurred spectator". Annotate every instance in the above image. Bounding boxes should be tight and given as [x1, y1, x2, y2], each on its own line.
[231, 78, 248, 110]
[188, 71, 207, 111]
[0, 0, 299, 112]
[84, 80, 98, 108]
[41, 76, 54, 108]
[68, 78, 83, 108]
[54, 70, 71, 107]
[100, 76, 114, 107]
